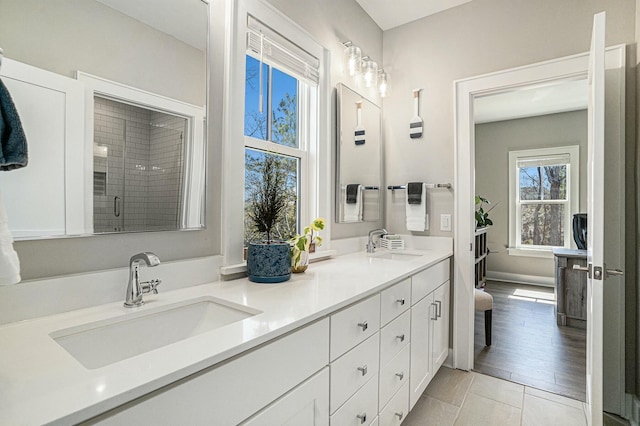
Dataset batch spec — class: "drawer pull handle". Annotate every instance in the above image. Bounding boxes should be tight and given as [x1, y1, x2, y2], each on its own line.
[396, 334, 405, 342]
[396, 298, 406, 306]
[357, 321, 368, 331]
[431, 302, 438, 320]
[356, 413, 367, 424]
[395, 372, 404, 380]
[395, 411, 404, 420]
[357, 365, 368, 376]
[435, 300, 442, 318]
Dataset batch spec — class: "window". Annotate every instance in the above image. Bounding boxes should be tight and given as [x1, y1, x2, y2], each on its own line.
[508, 146, 579, 254]
[243, 15, 320, 245]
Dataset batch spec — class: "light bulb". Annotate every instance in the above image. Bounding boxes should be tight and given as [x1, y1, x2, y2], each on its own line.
[363, 59, 378, 88]
[344, 44, 361, 77]
[378, 70, 388, 97]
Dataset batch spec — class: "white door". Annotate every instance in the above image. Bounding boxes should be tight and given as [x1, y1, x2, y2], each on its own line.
[586, 11, 626, 425]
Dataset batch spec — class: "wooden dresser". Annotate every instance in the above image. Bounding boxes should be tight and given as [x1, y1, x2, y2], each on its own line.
[552, 248, 587, 328]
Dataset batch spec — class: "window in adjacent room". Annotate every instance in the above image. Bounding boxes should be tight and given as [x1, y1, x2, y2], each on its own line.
[508, 146, 579, 254]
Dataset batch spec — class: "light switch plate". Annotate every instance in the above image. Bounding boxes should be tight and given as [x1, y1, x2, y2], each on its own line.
[440, 214, 452, 232]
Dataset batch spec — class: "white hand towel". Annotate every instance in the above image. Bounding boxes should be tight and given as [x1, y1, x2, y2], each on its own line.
[343, 185, 363, 222]
[406, 183, 427, 231]
[0, 191, 21, 285]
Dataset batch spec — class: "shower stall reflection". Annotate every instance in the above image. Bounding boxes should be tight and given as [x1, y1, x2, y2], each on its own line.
[93, 97, 187, 233]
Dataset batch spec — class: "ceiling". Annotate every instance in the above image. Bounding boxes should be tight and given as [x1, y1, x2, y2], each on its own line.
[96, 0, 207, 50]
[473, 79, 588, 124]
[356, 0, 473, 31]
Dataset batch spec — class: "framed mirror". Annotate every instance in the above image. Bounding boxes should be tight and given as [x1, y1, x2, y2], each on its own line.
[335, 83, 381, 223]
[0, 0, 208, 239]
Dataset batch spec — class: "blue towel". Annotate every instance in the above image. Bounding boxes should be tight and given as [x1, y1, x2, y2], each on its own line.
[0, 78, 28, 171]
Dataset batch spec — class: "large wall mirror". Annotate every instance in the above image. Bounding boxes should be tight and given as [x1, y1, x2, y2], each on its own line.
[0, 0, 208, 239]
[335, 83, 382, 223]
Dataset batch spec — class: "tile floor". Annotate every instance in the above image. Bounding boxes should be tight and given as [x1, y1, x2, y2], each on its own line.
[403, 367, 587, 426]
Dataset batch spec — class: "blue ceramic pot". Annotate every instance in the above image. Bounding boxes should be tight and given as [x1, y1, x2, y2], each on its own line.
[247, 242, 291, 283]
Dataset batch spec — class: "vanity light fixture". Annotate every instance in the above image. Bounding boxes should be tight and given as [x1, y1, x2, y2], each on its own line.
[362, 57, 378, 88]
[342, 41, 361, 77]
[378, 69, 388, 98]
[341, 41, 387, 95]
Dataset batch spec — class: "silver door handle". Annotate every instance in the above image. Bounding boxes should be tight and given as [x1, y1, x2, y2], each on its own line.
[435, 300, 442, 318]
[396, 298, 406, 306]
[396, 334, 405, 342]
[395, 372, 404, 380]
[356, 413, 367, 424]
[395, 412, 404, 420]
[431, 302, 438, 320]
[606, 268, 624, 277]
[573, 264, 589, 272]
[114, 196, 121, 217]
[357, 365, 368, 376]
[357, 321, 368, 332]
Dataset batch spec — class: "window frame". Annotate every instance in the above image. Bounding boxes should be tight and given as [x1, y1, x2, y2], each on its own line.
[243, 55, 311, 239]
[508, 145, 580, 257]
[223, 0, 330, 268]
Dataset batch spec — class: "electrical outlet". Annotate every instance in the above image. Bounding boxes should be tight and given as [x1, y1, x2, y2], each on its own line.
[440, 214, 452, 232]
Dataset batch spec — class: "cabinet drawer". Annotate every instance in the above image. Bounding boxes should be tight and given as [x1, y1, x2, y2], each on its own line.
[380, 278, 411, 326]
[412, 259, 450, 304]
[330, 374, 378, 426]
[242, 367, 329, 426]
[330, 294, 380, 361]
[379, 310, 410, 366]
[379, 344, 409, 408]
[330, 333, 380, 414]
[378, 382, 409, 426]
[90, 318, 330, 426]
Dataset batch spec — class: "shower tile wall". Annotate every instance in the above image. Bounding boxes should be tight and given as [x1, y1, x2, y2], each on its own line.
[148, 112, 185, 230]
[93, 97, 184, 233]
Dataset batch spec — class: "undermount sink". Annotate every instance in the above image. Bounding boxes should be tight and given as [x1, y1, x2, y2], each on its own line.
[50, 297, 260, 369]
[369, 251, 424, 262]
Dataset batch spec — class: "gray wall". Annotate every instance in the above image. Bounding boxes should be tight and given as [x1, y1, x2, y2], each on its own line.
[382, 0, 635, 236]
[264, 0, 385, 240]
[475, 110, 588, 280]
[0, 0, 206, 106]
[6, 0, 220, 280]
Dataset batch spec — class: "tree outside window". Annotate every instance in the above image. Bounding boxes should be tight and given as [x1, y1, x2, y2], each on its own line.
[244, 55, 302, 245]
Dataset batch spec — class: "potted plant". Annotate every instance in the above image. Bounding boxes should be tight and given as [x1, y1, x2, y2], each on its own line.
[475, 195, 497, 228]
[245, 154, 295, 283]
[289, 218, 325, 273]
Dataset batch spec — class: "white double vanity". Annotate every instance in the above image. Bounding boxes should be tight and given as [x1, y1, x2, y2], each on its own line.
[0, 241, 452, 425]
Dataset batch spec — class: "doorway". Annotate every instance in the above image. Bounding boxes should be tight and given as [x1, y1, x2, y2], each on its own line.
[471, 82, 588, 400]
[452, 45, 626, 416]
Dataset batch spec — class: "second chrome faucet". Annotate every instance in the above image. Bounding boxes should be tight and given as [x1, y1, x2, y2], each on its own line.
[124, 252, 161, 307]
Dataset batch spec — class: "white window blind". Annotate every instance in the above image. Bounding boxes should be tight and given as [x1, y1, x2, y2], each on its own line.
[516, 154, 571, 169]
[246, 15, 320, 85]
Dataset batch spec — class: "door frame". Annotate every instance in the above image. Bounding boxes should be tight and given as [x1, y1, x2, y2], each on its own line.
[452, 45, 625, 410]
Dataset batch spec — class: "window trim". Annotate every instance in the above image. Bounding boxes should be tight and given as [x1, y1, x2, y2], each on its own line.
[223, 0, 330, 267]
[508, 145, 580, 255]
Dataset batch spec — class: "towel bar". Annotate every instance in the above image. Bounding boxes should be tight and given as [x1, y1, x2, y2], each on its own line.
[341, 185, 380, 190]
[387, 183, 451, 191]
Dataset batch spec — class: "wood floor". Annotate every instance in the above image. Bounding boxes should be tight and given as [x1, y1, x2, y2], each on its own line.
[473, 281, 587, 402]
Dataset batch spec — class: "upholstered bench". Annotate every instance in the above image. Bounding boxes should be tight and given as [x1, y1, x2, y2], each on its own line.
[474, 288, 493, 346]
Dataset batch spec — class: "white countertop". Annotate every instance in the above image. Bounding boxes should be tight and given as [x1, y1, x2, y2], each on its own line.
[0, 249, 451, 425]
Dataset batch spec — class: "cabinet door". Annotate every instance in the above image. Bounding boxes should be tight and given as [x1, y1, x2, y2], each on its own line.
[409, 293, 434, 409]
[431, 281, 450, 371]
[243, 368, 329, 426]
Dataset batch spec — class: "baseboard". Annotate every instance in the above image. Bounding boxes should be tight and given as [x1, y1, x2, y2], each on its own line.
[486, 271, 555, 287]
[626, 393, 640, 426]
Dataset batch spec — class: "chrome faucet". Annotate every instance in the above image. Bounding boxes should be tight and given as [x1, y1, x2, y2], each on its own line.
[124, 252, 161, 307]
[366, 228, 388, 253]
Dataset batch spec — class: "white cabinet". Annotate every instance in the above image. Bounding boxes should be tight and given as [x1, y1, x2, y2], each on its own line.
[87, 318, 330, 426]
[243, 368, 329, 426]
[431, 281, 450, 371]
[409, 276, 450, 409]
